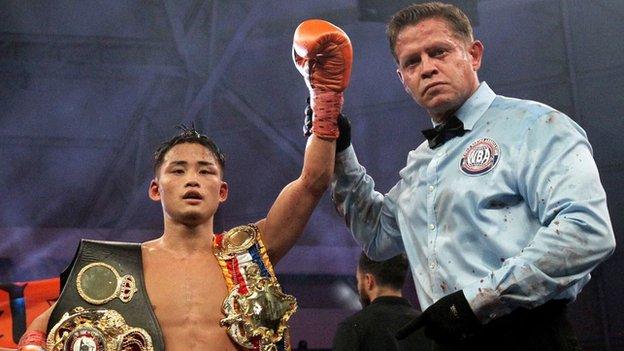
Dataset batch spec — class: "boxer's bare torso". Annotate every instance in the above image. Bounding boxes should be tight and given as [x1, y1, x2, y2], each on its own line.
[142, 238, 240, 351]
[26, 236, 244, 351]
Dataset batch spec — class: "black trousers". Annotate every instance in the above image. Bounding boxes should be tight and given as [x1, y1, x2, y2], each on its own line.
[434, 300, 582, 351]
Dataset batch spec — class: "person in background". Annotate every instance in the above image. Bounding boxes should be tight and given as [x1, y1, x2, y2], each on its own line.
[333, 253, 432, 351]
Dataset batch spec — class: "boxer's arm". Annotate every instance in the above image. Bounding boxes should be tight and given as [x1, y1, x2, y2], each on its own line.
[257, 20, 352, 264]
[258, 135, 335, 264]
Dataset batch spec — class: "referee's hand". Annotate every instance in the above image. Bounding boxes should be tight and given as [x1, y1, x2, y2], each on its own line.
[396, 290, 481, 344]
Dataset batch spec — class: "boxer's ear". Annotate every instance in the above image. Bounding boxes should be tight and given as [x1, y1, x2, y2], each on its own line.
[149, 178, 160, 201]
[218, 181, 228, 203]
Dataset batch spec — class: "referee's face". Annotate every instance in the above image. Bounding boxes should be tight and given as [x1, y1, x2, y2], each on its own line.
[395, 18, 482, 123]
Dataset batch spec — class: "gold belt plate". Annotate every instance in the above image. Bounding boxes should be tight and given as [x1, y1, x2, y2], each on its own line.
[76, 262, 137, 305]
[220, 267, 297, 351]
[214, 224, 259, 260]
[47, 307, 154, 351]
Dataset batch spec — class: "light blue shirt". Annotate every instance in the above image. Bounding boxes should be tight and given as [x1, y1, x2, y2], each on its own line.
[332, 82, 615, 323]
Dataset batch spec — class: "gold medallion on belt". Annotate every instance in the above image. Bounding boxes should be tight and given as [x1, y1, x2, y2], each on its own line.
[46, 307, 154, 351]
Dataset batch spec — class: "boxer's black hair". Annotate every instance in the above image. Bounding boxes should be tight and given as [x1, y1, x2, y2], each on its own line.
[153, 123, 226, 177]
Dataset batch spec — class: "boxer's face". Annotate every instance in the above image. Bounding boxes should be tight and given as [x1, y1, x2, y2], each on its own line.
[149, 143, 228, 226]
[395, 18, 482, 122]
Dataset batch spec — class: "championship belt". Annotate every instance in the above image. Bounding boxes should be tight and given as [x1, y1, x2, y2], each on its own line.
[213, 224, 297, 351]
[46, 307, 154, 351]
[46, 240, 165, 351]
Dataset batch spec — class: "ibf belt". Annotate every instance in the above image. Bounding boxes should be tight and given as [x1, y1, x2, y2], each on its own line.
[213, 224, 297, 351]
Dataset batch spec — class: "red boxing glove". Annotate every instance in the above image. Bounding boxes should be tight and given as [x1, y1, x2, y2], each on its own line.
[293, 19, 353, 139]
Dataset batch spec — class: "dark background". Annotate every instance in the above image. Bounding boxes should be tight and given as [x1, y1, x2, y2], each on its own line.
[1, 0, 622, 349]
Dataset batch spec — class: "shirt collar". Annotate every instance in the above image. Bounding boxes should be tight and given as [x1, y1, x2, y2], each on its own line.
[455, 81, 496, 130]
[429, 81, 495, 130]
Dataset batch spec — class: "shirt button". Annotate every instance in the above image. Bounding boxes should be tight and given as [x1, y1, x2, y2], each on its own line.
[428, 185, 434, 192]
[429, 261, 437, 270]
[428, 224, 436, 230]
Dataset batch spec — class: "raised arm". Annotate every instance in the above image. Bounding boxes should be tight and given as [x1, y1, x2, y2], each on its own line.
[259, 135, 335, 263]
[258, 20, 353, 264]
[332, 145, 406, 261]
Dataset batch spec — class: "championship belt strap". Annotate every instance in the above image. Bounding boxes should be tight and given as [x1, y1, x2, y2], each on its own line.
[213, 224, 297, 351]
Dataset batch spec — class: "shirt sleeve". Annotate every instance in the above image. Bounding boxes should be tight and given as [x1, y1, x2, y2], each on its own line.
[332, 321, 361, 351]
[332, 145, 405, 260]
[463, 110, 616, 323]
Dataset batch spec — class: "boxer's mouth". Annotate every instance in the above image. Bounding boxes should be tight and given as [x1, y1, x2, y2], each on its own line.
[182, 191, 203, 200]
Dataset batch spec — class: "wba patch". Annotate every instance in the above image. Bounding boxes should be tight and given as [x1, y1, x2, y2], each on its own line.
[460, 138, 500, 176]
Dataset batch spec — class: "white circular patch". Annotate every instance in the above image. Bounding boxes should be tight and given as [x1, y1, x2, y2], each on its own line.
[459, 138, 500, 176]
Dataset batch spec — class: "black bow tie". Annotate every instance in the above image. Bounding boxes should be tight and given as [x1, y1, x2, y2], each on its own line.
[421, 115, 466, 149]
